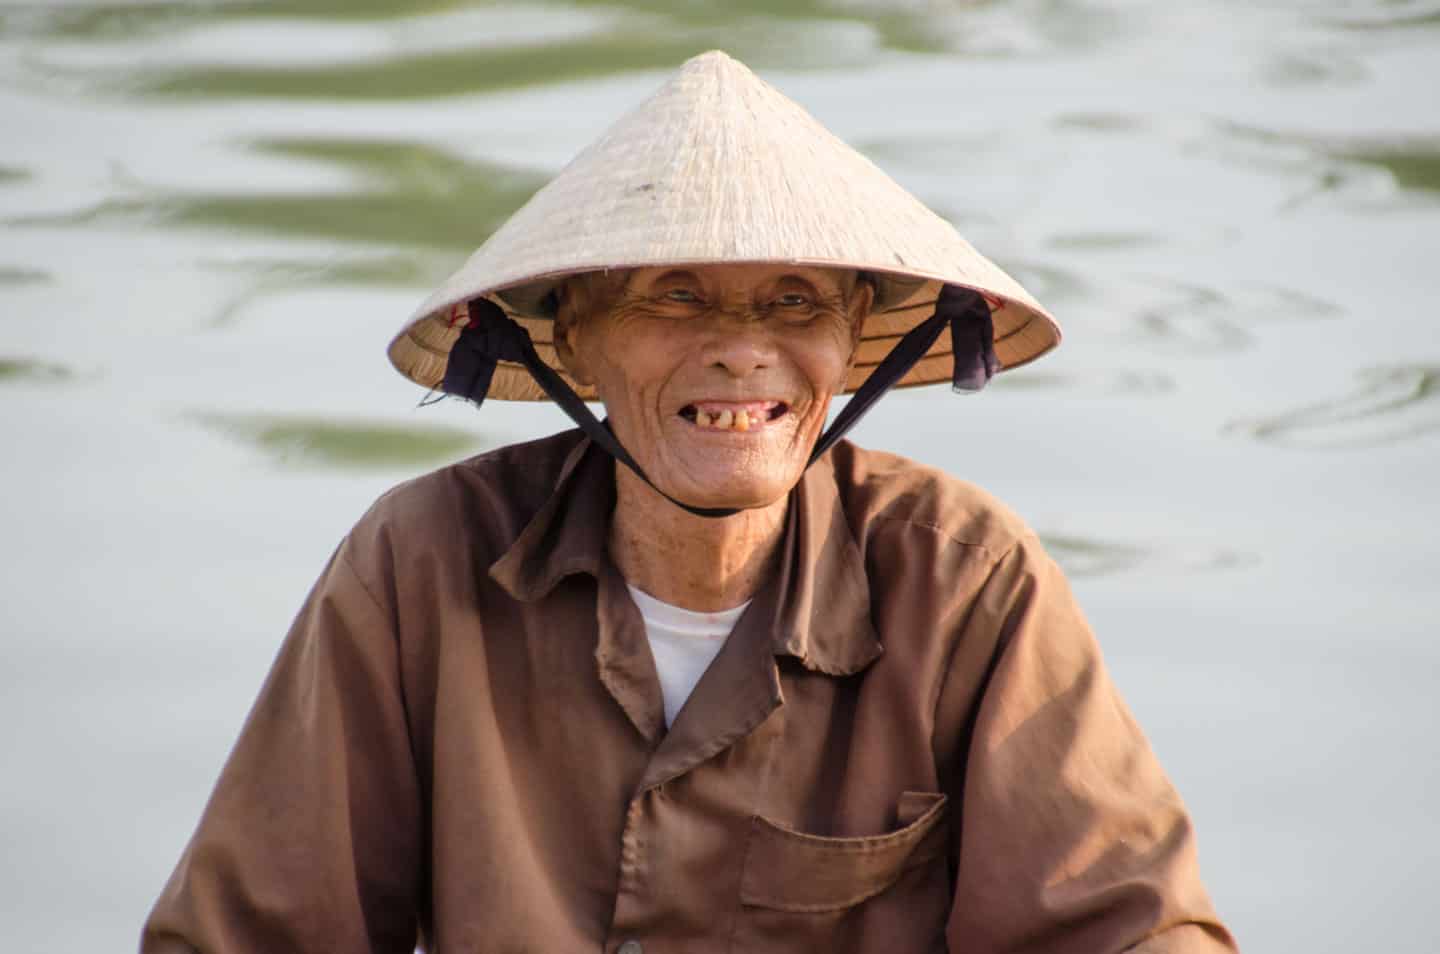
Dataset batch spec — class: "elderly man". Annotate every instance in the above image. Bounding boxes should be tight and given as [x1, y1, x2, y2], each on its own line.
[142, 52, 1234, 953]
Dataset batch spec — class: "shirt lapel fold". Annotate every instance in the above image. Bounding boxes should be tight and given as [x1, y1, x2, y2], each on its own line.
[488, 436, 884, 785]
[640, 453, 883, 788]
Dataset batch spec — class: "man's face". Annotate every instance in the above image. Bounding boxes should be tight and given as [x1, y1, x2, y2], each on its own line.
[555, 264, 872, 510]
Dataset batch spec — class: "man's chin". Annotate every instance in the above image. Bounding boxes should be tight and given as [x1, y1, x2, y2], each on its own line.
[663, 474, 792, 514]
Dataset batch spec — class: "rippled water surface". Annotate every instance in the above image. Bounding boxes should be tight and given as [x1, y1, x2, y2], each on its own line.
[2, 1, 1437, 950]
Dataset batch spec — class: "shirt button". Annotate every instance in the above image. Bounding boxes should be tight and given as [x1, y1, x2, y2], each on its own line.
[617, 941, 643, 954]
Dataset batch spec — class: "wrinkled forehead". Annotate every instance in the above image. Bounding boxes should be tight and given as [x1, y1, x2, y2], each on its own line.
[518, 265, 875, 321]
[625, 263, 861, 294]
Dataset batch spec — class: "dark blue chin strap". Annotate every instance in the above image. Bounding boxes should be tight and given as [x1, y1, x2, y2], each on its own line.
[440, 284, 998, 518]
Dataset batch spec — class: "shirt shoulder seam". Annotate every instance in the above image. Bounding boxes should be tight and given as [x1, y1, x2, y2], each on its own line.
[865, 513, 1027, 563]
[338, 545, 390, 619]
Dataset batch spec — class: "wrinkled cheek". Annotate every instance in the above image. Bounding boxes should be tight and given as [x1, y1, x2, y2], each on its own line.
[743, 446, 803, 492]
[601, 394, 660, 457]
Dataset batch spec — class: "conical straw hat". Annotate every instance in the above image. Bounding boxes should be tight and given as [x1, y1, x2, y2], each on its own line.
[389, 50, 1061, 402]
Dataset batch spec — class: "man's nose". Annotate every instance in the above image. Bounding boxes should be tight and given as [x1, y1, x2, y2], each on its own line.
[698, 312, 777, 378]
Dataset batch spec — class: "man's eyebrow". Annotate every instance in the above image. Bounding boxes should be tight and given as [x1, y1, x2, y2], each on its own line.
[774, 272, 847, 298]
[650, 269, 702, 285]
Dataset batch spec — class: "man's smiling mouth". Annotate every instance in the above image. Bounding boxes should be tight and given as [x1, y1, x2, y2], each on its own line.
[678, 401, 789, 432]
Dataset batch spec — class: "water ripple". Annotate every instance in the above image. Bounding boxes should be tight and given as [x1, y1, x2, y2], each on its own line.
[1341, 143, 1440, 193]
[201, 256, 441, 327]
[1211, 124, 1440, 209]
[0, 356, 76, 382]
[1051, 112, 1149, 134]
[994, 368, 1176, 396]
[9, 138, 548, 254]
[1043, 533, 1258, 578]
[994, 260, 1093, 306]
[1317, 0, 1440, 30]
[1046, 231, 1168, 251]
[0, 265, 52, 286]
[128, 33, 712, 101]
[1258, 48, 1369, 88]
[192, 411, 483, 470]
[8, 0, 975, 101]
[1130, 279, 1344, 355]
[1226, 364, 1440, 448]
[1, 0, 1049, 59]
[7, 1, 471, 40]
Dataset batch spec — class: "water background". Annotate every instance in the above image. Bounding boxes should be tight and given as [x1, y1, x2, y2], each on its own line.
[2, 1, 1438, 950]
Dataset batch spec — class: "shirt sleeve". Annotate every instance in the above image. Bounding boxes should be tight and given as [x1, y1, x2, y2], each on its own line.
[140, 538, 424, 954]
[937, 535, 1237, 954]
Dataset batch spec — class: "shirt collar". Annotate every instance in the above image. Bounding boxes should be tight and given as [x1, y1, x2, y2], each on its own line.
[488, 437, 881, 678]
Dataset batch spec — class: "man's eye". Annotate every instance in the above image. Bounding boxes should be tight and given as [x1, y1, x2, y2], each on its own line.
[776, 293, 810, 308]
[664, 289, 700, 303]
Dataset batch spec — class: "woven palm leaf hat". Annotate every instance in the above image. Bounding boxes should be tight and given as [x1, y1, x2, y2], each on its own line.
[388, 50, 1062, 516]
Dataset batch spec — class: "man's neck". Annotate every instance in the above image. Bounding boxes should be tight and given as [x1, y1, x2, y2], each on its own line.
[608, 465, 787, 613]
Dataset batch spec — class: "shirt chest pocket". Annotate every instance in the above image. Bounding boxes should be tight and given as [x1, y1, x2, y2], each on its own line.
[734, 791, 951, 953]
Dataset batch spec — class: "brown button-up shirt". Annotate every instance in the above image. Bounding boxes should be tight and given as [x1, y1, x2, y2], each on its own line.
[142, 431, 1235, 953]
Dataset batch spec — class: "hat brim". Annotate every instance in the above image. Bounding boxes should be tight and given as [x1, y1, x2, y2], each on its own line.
[387, 259, 1060, 403]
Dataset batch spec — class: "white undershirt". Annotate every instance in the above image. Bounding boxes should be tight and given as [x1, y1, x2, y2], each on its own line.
[626, 584, 751, 727]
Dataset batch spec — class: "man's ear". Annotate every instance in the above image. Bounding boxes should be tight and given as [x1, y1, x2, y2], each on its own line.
[552, 283, 595, 386]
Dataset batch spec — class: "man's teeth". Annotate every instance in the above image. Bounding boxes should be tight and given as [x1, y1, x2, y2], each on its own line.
[690, 406, 771, 431]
